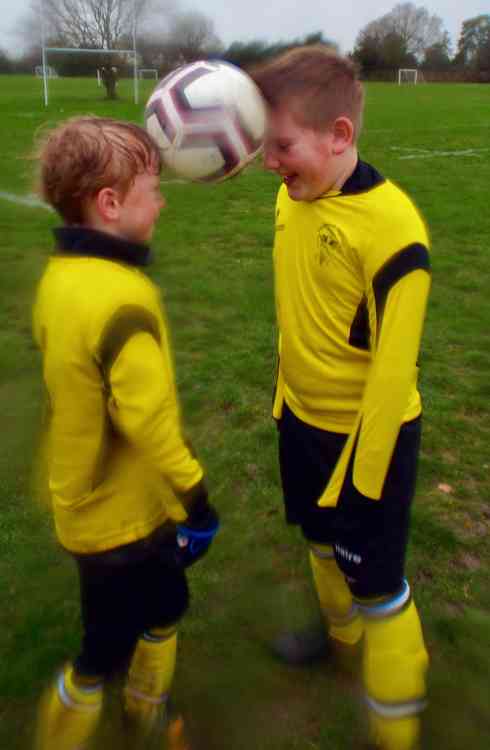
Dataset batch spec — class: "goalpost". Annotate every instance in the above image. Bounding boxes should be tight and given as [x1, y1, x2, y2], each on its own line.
[398, 68, 418, 85]
[40, 47, 139, 106]
[138, 68, 158, 80]
[39, 0, 140, 106]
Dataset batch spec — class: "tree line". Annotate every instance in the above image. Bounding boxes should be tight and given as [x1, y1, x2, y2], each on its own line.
[0, 1, 489, 85]
[351, 4, 490, 80]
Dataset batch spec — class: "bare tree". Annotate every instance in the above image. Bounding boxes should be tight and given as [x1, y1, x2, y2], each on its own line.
[386, 2, 445, 58]
[16, 1, 222, 91]
[456, 15, 490, 70]
[164, 11, 223, 63]
[16, 0, 178, 96]
[354, 2, 447, 72]
[421, 32, 452, 70]
[354, 21, 416, 72]
[17, 0, 177, 53]
[28, 0, 138, 50]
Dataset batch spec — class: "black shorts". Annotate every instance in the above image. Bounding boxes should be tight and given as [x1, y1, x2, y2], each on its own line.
[278, 402, 421, 598]
[72, 523, 189, 678]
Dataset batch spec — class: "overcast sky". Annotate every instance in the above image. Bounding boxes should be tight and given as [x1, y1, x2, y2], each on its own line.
[1, 1, 488, 57]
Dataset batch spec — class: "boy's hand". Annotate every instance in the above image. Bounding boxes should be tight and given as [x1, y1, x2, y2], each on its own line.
[176, 504, 220, 567]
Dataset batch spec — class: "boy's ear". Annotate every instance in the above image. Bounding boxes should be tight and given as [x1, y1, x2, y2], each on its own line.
[331, 117, 354, 155]
[95, 187, 121, 221]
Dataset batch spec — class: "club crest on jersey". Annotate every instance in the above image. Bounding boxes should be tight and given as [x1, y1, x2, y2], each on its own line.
[316, 224, 341, 265]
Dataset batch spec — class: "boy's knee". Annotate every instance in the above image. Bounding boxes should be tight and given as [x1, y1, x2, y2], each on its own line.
[145, 574, 189, 632]
[75, 630, 139, 679]
[333, 540, 404, 601]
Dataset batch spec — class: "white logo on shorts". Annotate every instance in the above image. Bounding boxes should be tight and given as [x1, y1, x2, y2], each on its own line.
[335, 544, 362, 565]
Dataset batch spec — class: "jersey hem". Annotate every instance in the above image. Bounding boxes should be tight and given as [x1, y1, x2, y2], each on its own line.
[55, 508, 170, 555]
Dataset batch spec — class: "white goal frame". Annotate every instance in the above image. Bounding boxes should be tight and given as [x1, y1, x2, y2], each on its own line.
[138, 68, 158, 80]
[398, 68, 418, 85]
[39, 0, 140, 106]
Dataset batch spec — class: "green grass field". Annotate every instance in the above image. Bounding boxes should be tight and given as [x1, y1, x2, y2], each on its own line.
[0, 74, 489, 749]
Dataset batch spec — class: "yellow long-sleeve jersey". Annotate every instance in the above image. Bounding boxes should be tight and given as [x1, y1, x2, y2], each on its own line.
[33, 227, 203, 553]
[272, 160, 431, 506]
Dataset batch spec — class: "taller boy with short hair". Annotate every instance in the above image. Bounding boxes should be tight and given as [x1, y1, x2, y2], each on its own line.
[33, 116, 219, 749]
[251, 48, 431, 750]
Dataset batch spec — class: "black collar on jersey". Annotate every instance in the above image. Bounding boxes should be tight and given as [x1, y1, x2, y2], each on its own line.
[341, 159, 385, 195]
[53, 227, 152, 267]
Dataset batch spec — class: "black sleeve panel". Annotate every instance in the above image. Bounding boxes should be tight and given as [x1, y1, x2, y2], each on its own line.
[349, 295, 370, 351]
[97, 305, 161, 375]
[373, 243, 431, 333]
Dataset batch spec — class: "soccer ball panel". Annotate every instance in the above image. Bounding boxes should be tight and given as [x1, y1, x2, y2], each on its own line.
[144, 61, 266, 183]
[146, 102, 176, 151]
[171, 141, 226, 182]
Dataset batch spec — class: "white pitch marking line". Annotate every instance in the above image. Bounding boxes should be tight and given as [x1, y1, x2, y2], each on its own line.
[368, 124, 490, 134]
[0, 191, 54, 210]
[390, 147, 433, 153]
[390, 147, 490, 160]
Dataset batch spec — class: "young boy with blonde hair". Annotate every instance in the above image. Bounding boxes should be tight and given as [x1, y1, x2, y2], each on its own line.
[251, 47, 431, 750]
[33, 116, 219, 749]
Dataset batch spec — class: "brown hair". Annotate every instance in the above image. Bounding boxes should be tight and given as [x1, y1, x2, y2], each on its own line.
[250, 46, 364, 140]
[35, 116, 162, 224]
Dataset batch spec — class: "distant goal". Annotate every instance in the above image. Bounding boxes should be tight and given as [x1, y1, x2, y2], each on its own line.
[138, 68, 158, 80]
[35, 65, 58, 78]
[398, 68, 421, 85]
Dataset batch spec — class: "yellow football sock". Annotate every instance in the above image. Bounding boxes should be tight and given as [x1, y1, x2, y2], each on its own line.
[368, 714, 422, 750]
[309, 544, 364, 646]
[35, 663, 103, 750]
[362, 596, 429, 750]
[124, 624, 177, 736]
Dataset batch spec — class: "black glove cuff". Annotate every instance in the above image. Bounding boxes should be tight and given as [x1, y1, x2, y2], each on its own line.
[186, 503, 219, 530]
[180, 480, 213, 527]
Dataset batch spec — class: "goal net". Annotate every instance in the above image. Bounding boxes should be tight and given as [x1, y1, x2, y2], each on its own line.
[398, 68, 418, 85]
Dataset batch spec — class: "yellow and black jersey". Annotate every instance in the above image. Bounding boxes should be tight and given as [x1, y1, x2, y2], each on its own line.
[272, 159, 431, 505]
[33, 227, 203, 553]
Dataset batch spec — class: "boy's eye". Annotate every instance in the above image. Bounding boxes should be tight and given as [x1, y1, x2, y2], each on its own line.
[278, 142, 291, 153]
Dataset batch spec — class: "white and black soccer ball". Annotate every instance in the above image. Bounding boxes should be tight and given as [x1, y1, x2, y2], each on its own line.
[145, 60, 266, 183]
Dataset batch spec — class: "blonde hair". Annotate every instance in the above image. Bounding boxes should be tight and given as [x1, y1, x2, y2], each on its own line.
[250, 46, 364, 140]
[35, 116, 162, 224]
